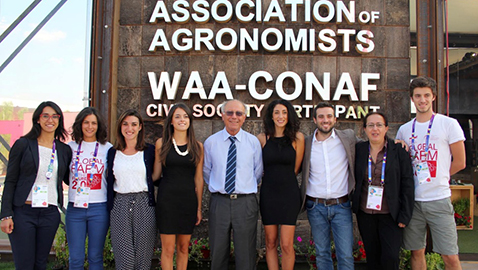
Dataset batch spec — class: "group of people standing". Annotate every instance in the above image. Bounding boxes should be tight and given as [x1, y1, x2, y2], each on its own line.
[0, 76, 466, 270]
[299, 76, 465, 270]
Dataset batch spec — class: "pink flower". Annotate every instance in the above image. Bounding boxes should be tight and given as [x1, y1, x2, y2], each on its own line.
[297, 236, 302, 242]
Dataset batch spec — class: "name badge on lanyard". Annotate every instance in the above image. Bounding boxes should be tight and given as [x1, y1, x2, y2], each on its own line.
[410, 114, 435, 185]
[414, 160, 432, 185]
[367, 186, 384, 210]
[74, 186, 91, 208]
[366, 145, 386, 210]
[73, 141, 99, 208]
[32, 141, 56, 208]
[32, 185, 49, 207]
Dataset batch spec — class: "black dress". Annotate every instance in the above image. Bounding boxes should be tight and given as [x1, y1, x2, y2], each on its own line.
[156, 145, 198, 234]
[260, 137, 301, 225]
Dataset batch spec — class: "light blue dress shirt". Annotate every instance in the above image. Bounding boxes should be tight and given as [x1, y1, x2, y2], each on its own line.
[203, 128, 263, 194]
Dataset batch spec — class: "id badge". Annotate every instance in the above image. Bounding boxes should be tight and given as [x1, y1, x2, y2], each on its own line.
[366, 185, 384, 210]
[32, 184, 49, 208]
[415, 161, 432, 185]
[74, 186, 90, 208]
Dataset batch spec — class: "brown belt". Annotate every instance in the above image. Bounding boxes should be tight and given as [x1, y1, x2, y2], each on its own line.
[307, 195, 349, 206]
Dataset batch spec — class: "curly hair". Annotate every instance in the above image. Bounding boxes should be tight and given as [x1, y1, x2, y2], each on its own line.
[263, 99, 300, 142]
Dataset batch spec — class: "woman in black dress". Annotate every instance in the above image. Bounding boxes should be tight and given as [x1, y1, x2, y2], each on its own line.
[154, 103, 204, 270]
[257, 99, 305, 270]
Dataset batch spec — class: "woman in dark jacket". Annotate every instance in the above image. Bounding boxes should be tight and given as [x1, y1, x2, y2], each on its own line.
[0, 101, 72, 269]
[352, 112, 414, 270]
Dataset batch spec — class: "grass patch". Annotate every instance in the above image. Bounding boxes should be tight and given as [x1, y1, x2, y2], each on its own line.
[0, 262, 15, 269]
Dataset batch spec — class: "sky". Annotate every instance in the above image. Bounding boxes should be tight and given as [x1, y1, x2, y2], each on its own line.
[0, 0, 92, 112]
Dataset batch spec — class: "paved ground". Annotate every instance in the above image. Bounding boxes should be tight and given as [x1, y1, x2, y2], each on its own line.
[461, 261, 478, 269]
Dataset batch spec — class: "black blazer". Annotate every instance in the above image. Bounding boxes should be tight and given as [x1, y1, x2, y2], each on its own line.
[352, 138, 415, 226]
[0, 138, 72, 218]
[106, 144, 156, 212]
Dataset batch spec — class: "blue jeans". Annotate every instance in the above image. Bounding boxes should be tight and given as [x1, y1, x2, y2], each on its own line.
[66, 202, 109, 270]
[306, 200, 354, 270]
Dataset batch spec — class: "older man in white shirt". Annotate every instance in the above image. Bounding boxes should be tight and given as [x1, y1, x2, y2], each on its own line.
[203, 99, 263, 270]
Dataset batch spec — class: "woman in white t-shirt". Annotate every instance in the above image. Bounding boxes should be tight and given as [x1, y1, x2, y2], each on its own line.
[66, 107, 112, 270]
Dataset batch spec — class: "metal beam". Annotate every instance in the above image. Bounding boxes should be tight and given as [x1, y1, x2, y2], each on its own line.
[0, 0, 42, 43]
[0, 135, 11, 168]
[89, 0, 119, 142]
[416, 0, 445, 114]
[0, 0, 68, 73]
[0, 136, 11, 152]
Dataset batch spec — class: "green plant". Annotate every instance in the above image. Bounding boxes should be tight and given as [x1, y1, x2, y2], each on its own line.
[399, 248, 411, 270]
[189, 238, 205, 263]
[230, 240, 235, 258]
[399, 249, 444, 270]
[425, 252, 445, 270]
[306, 240, 316, 270]
[353, 240, 366, 261]
[293, 236, 306, 256]
[453, 198, 472, 227]
[307, 240, 316, 257]
[452, 198, 470, 216]
[53, 224, 69, 268]
[102, 230, 115, 268]
[197, 237, 210, 250]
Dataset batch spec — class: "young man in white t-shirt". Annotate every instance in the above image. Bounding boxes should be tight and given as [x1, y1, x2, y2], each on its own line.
[396, 76, 466, 270]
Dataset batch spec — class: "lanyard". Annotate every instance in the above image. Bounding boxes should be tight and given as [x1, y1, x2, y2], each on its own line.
[411, 114, 435, 159]
[45, 141, 56, 180]
[74, 141, 100, 186]
[368, 145, 387, 186]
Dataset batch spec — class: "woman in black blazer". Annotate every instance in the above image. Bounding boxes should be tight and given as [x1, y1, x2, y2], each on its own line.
[0, 101, 72, 270]
[352, 112, 414, 270]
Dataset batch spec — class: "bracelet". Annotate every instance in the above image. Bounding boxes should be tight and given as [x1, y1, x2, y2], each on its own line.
[1, 216, 12, 221]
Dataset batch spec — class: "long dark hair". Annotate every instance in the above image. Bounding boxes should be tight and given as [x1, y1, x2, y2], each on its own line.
[114, 109, 146, 151]
[263, 99, 300, 142]
[23, 101, 67, 141]
[159, 103, 202, 166]
[71, 107, 108, 144]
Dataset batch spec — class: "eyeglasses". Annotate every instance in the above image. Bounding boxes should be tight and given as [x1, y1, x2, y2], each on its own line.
[366, 123, 385, 128]
[225, 111, 245, 117]
[40, 113, 61, 120]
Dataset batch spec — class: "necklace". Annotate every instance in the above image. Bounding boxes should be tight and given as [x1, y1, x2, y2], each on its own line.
[172, 138, 188, 156]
